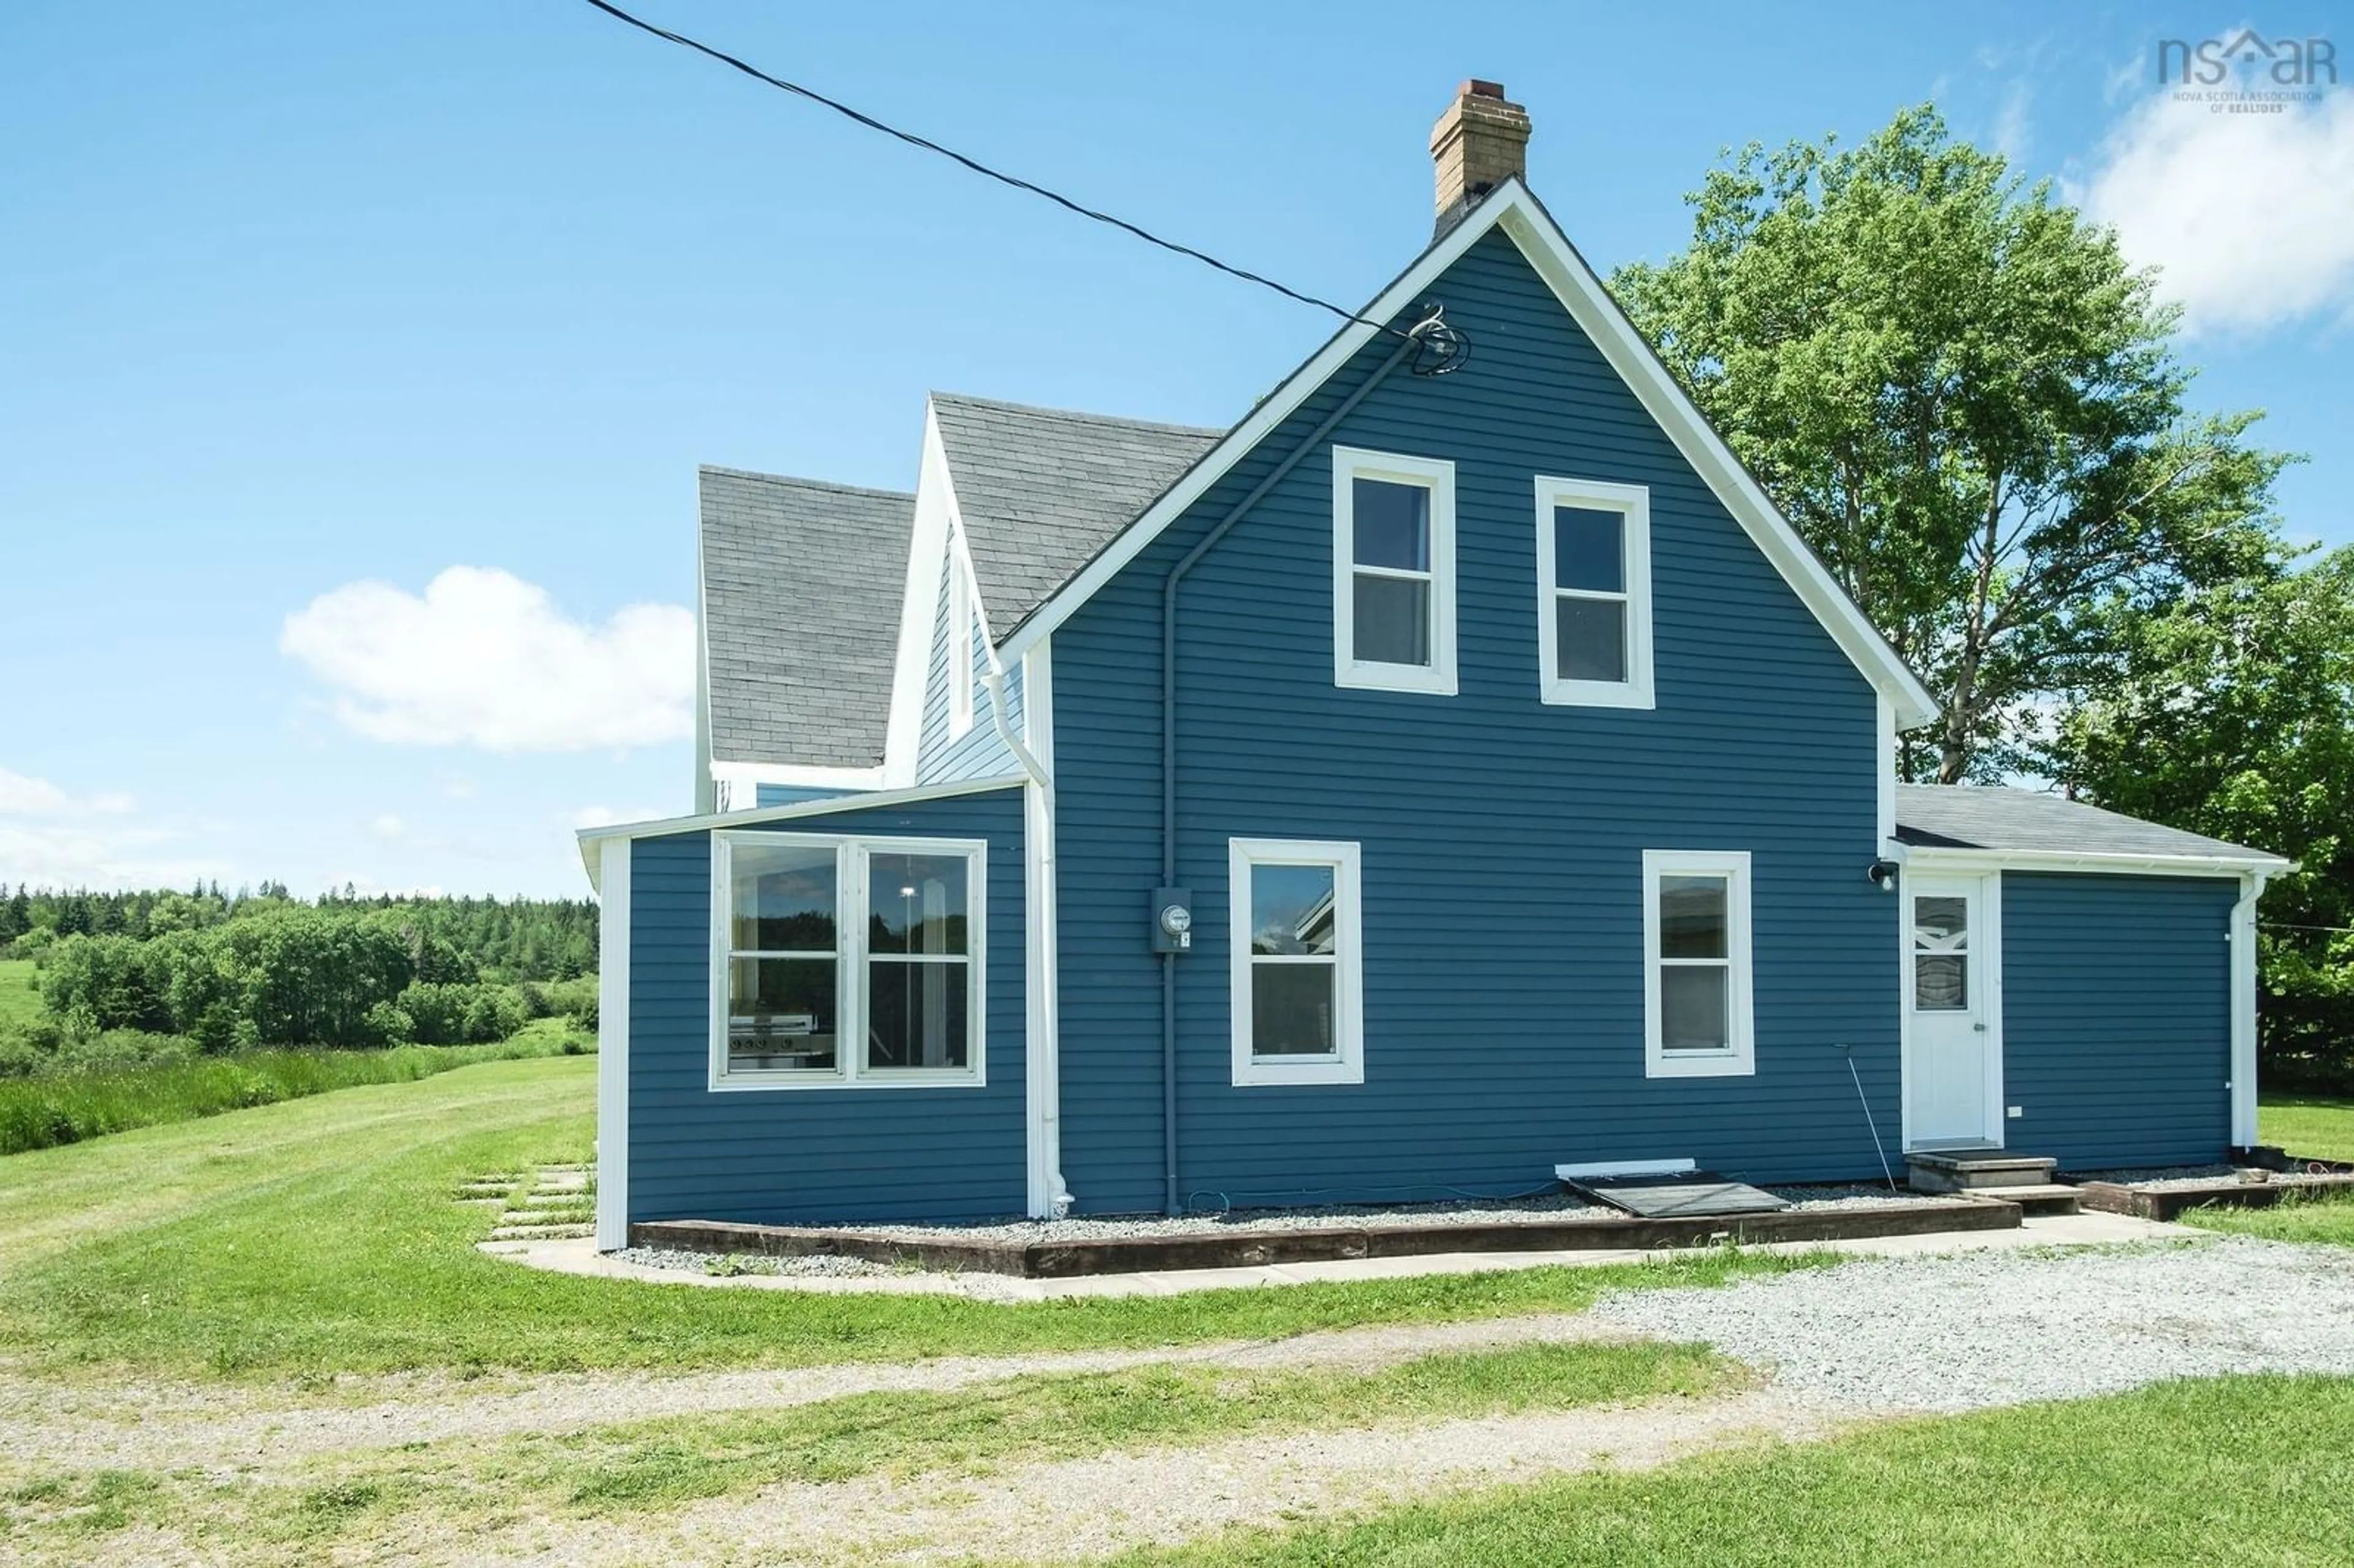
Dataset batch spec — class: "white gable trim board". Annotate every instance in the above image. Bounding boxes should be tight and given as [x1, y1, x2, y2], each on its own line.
[988, 179, 1938, 732]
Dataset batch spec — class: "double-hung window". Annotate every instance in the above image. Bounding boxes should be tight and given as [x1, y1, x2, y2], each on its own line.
[1229, 838, 1365, 1086]
[1642, 850, 1753, 1078]
[712, 830, 986, 1089]
[1333, 447, 1456, 695]
[1534, 476, 1653, 707]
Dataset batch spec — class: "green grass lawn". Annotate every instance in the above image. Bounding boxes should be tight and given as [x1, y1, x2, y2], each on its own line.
[3, 1339, 1739, 1559]
[0, 960, 41, 1030]
[1116, 1374, 2354, 1568]
[0, 1052, 1823, 1383]
[2182, 1190, 2354, 1246]
[2260, 1093, 2354, 1162]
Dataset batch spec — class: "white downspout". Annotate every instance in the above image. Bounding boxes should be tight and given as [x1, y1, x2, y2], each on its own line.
[2230, 870, 2270, 1151]
[983, 649, 1072, 1217]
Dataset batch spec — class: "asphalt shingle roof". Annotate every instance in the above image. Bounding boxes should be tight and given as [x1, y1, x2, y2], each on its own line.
[1894, 785, 2284, 864]
[698, 466, 913, 768]
[930, 392, 1224, 637]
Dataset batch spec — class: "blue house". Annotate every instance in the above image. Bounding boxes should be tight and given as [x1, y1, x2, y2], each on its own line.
[577, 83, 2288, 1247]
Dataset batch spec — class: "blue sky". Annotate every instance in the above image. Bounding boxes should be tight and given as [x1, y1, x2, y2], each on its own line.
[4, 2, 2349, 896]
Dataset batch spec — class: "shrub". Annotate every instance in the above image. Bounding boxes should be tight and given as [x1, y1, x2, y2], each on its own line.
[0, 1030, 588, 1154]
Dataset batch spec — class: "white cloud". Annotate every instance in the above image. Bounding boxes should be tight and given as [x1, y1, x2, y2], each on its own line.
[281, 567, 695, 752]
[2078, 89, 2354, 335]
[569, 804, 668, 831]
[0, 768, 215, 889]
[0, 768, 69, 815]
[367, 813, 406, 842]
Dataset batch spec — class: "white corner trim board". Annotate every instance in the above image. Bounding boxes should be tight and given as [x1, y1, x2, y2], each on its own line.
[594, 835, 632, 1252]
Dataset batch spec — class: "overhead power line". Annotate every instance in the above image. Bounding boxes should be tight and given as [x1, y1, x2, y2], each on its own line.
[574, 0, 1467, 374]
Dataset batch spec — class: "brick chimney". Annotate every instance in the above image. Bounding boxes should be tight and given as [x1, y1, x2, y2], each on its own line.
[1430, 80, 1529, 232]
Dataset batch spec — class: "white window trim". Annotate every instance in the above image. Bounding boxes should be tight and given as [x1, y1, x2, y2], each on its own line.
[709, 829, 988, 1092]
[1332, 447, 1457, 696]
[1534, 475, 1655, 709]
[1229, 837, 1365, 1087]
[1642, 849, 1754, 1079]
[947, 549, 975, 740]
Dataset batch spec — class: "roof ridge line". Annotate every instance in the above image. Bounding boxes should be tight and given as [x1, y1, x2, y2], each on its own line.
[930, 390, 1226, 438]
[698, 464, 914, 500]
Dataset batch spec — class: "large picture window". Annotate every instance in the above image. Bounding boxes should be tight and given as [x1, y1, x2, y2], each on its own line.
[711, 831, 986, 1089]
[1534, 476, 1653, 709]
[1642, 850, 1754, 1078]
[1229, 838, 1365, 1086]
[1332, 447, 1457, 696]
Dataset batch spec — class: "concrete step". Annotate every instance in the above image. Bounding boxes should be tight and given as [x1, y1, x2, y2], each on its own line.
[1970, 1182, 2081, 1217]
[1906, 1151, 2059, 1193]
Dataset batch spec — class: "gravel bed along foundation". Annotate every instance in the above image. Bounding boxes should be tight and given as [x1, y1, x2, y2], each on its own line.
[2073, 1163, 2353, 1192]
[722, 1182, 1946, 1252]
[1591, 1233, 2354, 1412]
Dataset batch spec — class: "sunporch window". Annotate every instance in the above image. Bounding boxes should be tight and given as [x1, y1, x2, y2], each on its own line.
[711, 831, 986, 1089]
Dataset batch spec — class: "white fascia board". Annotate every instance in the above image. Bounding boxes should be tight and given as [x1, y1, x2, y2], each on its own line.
[881, 405, 961, 788]
[1895, 845, 2295, 878]
[574, 774, 1028, 886]
[708, 759, 890, 791]
[993, 180, 1939, 731]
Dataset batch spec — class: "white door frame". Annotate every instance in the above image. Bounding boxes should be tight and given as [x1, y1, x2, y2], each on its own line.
[1899, 869, 2005, 1151]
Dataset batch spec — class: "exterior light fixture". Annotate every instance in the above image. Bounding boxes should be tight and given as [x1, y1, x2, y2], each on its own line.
[1867, 859, 1900, 892]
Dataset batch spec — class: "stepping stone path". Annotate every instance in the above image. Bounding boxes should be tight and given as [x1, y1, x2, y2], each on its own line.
[465, 1163, 595, 1242]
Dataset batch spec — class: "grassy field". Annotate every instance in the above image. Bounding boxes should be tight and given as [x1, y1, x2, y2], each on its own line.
[1118, 1374, 2354, 1567]
[2260, 1094, 2354, 1162]
[0, 1052, 1822, 1383]
[0, 960, 40, 1029]
[0, 1016, 590, 1155]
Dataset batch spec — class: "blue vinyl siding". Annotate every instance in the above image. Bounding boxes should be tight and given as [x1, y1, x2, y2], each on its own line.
[919, 544, 1024, 782]
[752, 785, 860, 809]
[626, 785, 1028, 1224]
[1051, 229, 1899, 1214]
[2002, 872, 2234, 1170]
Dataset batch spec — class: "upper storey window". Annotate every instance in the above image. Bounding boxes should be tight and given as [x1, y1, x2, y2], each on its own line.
[1332, 447, 1457, 696]
[1534, 476, 1654, 709]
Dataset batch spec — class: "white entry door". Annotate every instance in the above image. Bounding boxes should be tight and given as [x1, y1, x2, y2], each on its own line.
[1905, 874, 2002, 1149]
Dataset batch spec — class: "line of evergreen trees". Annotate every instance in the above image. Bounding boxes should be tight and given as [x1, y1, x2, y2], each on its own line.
[0, 883, 595, 981]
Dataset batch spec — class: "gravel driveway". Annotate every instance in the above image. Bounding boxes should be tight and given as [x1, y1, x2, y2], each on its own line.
[1591, 1234, 2354, 1411]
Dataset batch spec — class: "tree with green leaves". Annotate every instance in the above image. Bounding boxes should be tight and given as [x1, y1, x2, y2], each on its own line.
[1613, 105, 2291, 782]
[2043, 548, 2354, 1082]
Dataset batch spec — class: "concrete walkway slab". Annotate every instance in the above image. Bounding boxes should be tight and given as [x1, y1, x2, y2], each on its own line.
[485, 1210, 2196, 1301]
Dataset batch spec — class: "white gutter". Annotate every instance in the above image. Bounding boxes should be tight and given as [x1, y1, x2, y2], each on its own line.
[983, 640, 1072, 1219]
[1895, 845, 2295, 879]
